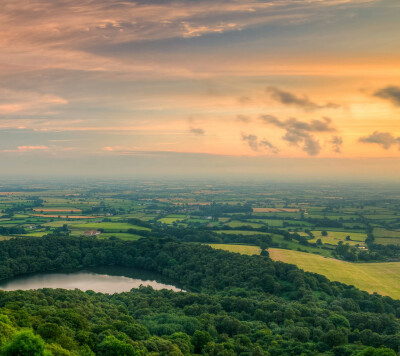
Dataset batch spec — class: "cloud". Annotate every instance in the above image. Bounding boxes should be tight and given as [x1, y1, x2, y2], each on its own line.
[242, 134, 259, 151]
[1, 145, 49, 153]
[374, 86, 400, 106]
[303, 137, 321, 156]
[331, 136, 343, 153]
[238, 96, 252, 104]
[242, 133, 278, 153]
[261, 115, 336, 156]
[267, 87, 339, 111]
[0, 0, 378, 80]
[237, 115, 251, 123]
[0, 89, 67, 115]
[261, 115, 335, 133]
[359, 131, 400, 150]
[189, 127, 205, 135]
[259, 139, 279, 154]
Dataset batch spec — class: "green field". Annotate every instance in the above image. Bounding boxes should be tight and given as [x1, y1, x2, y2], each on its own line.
[225, 220, 264, 228]
[158, 217, 185, 224]
[375, 237, 400, 246]
[209, 244, 400, 299]
[98, 233, 143, 241]
[71, 222, 150, 232]
[215, 230, 269, 236]
[373, 227, 400, 238]
[309, 230, 367, 246]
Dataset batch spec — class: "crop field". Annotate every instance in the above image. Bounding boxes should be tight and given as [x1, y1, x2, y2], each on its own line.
[71, 222, 150, 232]
[0, 181, 399, 287]
[225, 220, 264, 228]
[209, 244, 400, 299]
[98, 233, 143, 241]
[158, 216, 185, 224]
[373, 227, 400, 238]
[209, 244, 261, 255]
[269, 249, 400, 299]
[0, 236, 14, 241]
[253, 208, 299, 213]
[247, 219, 284, 226]
[215, 230, 269, 235]
[375, 238, 400, 246]
[24, 231, 48, 237]
[363, 214, 399, 220]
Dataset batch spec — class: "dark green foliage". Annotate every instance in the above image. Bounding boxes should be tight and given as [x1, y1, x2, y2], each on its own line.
[1, 330, 46, 356]
[0, 237, 398, 355]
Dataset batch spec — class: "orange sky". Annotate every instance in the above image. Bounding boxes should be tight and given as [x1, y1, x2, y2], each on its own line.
[0, 0, 400, 178]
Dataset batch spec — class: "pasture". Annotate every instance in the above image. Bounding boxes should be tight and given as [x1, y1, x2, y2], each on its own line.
[209, 244, 400, 299]
[373, 227, 400, 238]
[71, 222, 150, 232]
[309, 230, 367, 246]
[270, 249, 400, 299]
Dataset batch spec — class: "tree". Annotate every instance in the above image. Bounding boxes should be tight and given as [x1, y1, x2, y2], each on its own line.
[322, 329, 347, 347]
[1, 330, 47, 356]
[191, 331, 212, 353]
[260, 249, 269, 258]
[97, 335, 136, 356]
[321, 231, 328, 236]
[356, 347, 396, 356]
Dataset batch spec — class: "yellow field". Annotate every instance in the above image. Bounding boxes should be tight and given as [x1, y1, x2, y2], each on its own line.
[209, 244, 400, 299]
[209, 244, 261, 255]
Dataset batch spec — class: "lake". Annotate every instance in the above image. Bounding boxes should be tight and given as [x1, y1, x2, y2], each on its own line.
[0, 266, 183, 294]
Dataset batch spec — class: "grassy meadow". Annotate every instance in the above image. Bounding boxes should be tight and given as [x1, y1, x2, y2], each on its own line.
[209, 244, 400, 299]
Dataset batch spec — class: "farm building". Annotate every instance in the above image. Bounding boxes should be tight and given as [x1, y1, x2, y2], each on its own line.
[84, 230, 102, 236]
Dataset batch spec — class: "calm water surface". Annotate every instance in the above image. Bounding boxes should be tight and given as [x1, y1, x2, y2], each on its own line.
[0, 266, 183, 293]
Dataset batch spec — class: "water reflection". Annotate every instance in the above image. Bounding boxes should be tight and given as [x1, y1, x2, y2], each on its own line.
[0, 267, 183, 294]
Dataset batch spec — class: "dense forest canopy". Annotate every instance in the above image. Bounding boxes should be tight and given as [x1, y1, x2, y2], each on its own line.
[0, 236, 398, 355]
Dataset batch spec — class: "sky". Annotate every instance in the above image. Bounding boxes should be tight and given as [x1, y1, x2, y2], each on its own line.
[1, 0, 400, 180]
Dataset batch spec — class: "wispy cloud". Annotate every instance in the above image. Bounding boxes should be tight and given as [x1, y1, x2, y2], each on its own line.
[359, 131, 400, 150]
[374, 86, 400, 106]
[0, 0, 378, 77]
[267, 87, 339, 111]
[0, 89, 67, 115]
[1, 145, 49, 153]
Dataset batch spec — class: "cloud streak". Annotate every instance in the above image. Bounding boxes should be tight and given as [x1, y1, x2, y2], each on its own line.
[1, 145, 49, 153]
[0, 0, 379, 78]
